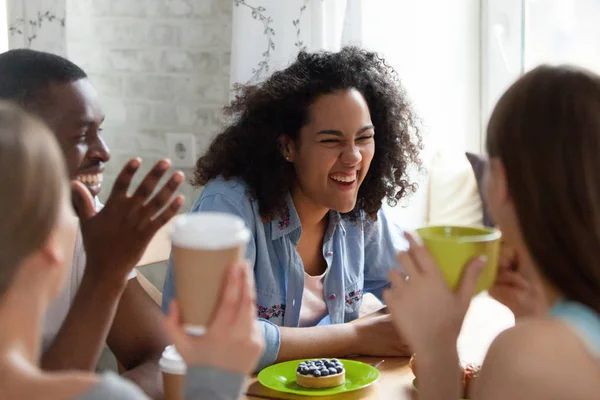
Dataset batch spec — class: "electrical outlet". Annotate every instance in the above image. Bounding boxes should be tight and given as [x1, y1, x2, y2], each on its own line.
[166, 133, 196, 168]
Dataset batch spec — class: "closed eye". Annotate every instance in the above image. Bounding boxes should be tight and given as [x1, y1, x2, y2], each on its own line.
[357, 135, 374, 141]
[73, 133, 88, 143]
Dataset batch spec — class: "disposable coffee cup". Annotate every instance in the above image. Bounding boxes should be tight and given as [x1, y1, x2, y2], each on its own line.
[160, 345, 187, 400]
[170, 212, 250, 335]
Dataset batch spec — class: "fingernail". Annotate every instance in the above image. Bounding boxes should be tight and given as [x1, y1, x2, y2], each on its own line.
[173, 171, 184, 182]
[477, 255, 488, 266]
[159, 160, 170, 170]
[130, 158, 141, 167]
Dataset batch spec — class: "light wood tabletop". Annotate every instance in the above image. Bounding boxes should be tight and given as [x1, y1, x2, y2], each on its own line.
[243, 294, 514, 399]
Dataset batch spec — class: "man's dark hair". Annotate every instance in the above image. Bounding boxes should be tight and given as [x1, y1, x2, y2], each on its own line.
[0, 49, 87, 106]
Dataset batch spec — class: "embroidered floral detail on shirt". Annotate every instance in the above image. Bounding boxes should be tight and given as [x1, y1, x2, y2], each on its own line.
[277, 206, 291, 230]
[258, 304, 286, 320]
[345, 289, 362, 305]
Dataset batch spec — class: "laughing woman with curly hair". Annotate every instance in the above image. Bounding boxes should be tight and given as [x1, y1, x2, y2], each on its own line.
[162, 46, 423, 370]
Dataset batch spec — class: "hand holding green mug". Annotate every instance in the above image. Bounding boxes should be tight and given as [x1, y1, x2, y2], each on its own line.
[415, 226, 502, 294]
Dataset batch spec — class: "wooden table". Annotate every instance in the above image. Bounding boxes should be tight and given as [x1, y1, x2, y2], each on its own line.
[243, 294, 514, 399]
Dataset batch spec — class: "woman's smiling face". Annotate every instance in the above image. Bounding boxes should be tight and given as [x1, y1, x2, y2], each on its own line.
[284, 88, 375, 214]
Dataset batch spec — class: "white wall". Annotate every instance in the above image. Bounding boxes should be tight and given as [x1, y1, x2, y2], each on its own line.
[356, 0, 482, 229]
[360, 0, 482, 155]
[0, 0, 8, 52]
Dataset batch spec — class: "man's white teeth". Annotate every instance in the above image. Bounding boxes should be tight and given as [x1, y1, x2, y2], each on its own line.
[330, 175, 356, 183]
[77, 174, 103, 186]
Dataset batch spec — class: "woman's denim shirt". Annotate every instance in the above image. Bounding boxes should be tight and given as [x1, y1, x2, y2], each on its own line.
[162, 177, 407, 370]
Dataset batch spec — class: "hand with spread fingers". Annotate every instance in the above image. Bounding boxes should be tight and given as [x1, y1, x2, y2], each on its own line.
[383, 232, 486, 356]
[71, 158, 185, 285]
[488, 240, 549, 320]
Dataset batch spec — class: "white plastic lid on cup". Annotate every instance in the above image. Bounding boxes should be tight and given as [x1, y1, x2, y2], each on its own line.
[159, 345, 187, 375]
[170, 212, 251, 250]
[184, 325, 206, 336]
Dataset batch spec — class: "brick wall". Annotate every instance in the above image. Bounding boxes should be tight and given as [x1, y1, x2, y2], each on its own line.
[66, 0, 233, 210]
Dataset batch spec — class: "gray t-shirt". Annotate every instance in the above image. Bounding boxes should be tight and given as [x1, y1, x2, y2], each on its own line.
[77, 367, 244, 400]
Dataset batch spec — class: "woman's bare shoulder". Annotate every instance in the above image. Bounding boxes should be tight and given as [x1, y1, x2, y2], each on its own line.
[472, 318, 600, 400]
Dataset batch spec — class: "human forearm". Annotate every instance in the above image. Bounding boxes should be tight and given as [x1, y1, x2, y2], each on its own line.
[276, 324, 360, 363]
[417, 346, 462, 400]
[108, 279, 171, 399]
[41, 268, 126, 371]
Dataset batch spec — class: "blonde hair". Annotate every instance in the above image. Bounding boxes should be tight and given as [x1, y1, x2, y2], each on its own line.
[0, 101, 67, 296]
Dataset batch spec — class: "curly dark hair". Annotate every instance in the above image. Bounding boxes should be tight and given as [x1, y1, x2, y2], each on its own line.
[194, 46, 422, 222]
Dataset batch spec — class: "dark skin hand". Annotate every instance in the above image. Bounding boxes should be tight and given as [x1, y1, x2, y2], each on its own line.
[72, 158, 184, 286]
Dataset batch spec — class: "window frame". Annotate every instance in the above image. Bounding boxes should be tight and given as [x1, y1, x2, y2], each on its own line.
[480, 0, 525, 152]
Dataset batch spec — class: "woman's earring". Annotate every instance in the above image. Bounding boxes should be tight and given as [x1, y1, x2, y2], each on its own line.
[285, 156, 291, 161]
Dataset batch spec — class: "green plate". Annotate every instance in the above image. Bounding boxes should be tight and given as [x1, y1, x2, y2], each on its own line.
[257, 359, 380, 396]
[413, 379, 468, 400]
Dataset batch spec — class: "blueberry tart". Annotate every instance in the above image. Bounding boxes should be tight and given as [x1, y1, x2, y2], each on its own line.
[295, 358, 346, 388]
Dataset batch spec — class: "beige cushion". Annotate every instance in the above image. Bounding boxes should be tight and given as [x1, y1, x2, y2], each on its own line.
[427, 150, 483, 227]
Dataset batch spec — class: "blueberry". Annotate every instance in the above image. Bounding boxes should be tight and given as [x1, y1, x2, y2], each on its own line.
[312, 370, 321, 377]
[328, 368, 337, 375]
[331, 358, 339, 363]
[336, 366, 343, 373]
[320, 369, 329, 376]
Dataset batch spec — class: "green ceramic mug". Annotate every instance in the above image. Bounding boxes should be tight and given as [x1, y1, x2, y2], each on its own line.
[415, 226, 502, 294]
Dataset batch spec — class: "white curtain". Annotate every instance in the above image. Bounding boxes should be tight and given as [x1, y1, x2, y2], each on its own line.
[6, 0, 66, 55]
[230, 0, 363, 85]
